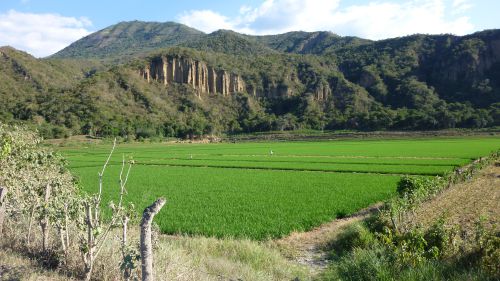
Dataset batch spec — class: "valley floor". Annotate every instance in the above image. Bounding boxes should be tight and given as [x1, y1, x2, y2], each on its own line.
[1, 163, 499, 281]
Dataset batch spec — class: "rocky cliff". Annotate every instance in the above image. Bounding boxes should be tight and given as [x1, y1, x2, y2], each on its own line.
[437, 36, 500, 83]
[140, 56, 245, 96]
[139, 54, 336, 101]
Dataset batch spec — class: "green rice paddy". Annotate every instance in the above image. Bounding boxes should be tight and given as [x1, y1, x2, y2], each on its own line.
[61, 136, 499, 239]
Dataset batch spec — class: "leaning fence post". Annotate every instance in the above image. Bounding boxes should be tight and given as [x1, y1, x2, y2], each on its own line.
[140, 198, 166, 281]
[0, 186, 7, 236]
[41, 183, 51, 252]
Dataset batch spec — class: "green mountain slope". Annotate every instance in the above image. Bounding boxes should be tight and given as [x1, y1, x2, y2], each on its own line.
[336, 31, 500, 107]
[180, 30, 277, 55]
[52, 21, 204, 61]
[52, 21, 372, 60]
[3, 23, 500, 139]
[0, 46, 101, 122]
[252, 31, 371, 54]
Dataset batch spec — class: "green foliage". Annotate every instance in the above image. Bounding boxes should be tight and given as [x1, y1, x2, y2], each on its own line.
[474, 218, 500, 278]
[320, 242, 495, 281]
[321, 244, 394, 281]
[254, 31, 371, 54]
[2, 28, 500, 138]
[0, 134, 12, 158]
[181, 30, 277, 55]
[0, 123, 79, 257]
[397, 176, 431, 196]
[480, 232, 500, 278]
[327, 223, 376, 259]
[376, 219, 459, 268]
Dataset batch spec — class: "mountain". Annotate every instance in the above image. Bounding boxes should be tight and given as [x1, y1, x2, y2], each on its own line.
[3, 22, 500, 139]
[335, 31, 500, 107]
[52, 21, 204, 61]
[252, 31, 371, 54]
[52, 21, 372, 60]
[180, 30, 278, 56]
[0, 46, 101, 122]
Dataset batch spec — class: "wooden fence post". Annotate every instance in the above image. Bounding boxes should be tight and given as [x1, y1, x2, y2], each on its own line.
[0, 186, 7, 236]
[140, 198, 166, 281]
[40, 184, 51, 252]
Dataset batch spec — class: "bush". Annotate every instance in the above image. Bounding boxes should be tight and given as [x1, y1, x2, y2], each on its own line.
[424, 218, 459, 259]
[396, 176, 445, 198]
[327, 223, 376, 259]
[478, 231, 500, 278]
[320, 244, 393, 281]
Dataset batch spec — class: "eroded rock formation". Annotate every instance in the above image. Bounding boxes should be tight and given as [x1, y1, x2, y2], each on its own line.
[140, 56, 245, 96]
[315, 82, 332, 101]
[140, 55, 337, 101]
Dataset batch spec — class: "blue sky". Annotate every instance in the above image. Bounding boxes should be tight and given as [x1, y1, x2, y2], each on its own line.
[0, 0, 498, 57]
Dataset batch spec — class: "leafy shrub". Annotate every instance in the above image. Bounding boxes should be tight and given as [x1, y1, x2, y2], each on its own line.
[397, 176, 428, 196]
[321, 244, 393, 281]
[328, 223, 376, 259]
[480, 232, 500, 278]
[424, 218, 459, 259]
[475, 219, 500, 278]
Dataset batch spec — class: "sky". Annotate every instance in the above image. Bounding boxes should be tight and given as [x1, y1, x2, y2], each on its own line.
[0, 0, 498, 57]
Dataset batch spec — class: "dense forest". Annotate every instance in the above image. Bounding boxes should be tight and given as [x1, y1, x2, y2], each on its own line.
[1, 21, 499, 139]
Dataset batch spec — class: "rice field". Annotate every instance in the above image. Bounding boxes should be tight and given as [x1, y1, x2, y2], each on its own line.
[60, 136, 499, 239]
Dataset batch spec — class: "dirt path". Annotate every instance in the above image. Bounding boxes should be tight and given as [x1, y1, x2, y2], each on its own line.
[274, 203, 382, 272]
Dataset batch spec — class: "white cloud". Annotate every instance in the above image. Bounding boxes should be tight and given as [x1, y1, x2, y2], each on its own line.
[328, 0, 474, 39]
[177, 0, 475, 39]
[178, 10, 233, 33]
[452, 0, 473, 14]
[0, 10, 92, 57]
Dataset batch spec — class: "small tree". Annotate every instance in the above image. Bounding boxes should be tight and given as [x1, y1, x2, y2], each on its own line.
[77, 140, 136, 281]
[0, 124, 77, 254]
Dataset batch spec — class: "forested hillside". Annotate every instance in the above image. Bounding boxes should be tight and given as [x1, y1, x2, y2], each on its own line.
[1, 21, 499, 139]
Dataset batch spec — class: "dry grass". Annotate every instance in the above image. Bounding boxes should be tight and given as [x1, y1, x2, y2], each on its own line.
[1, 219, 310, 281]
[410, 163, 500, 231]
[0, 248, 74, 281]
